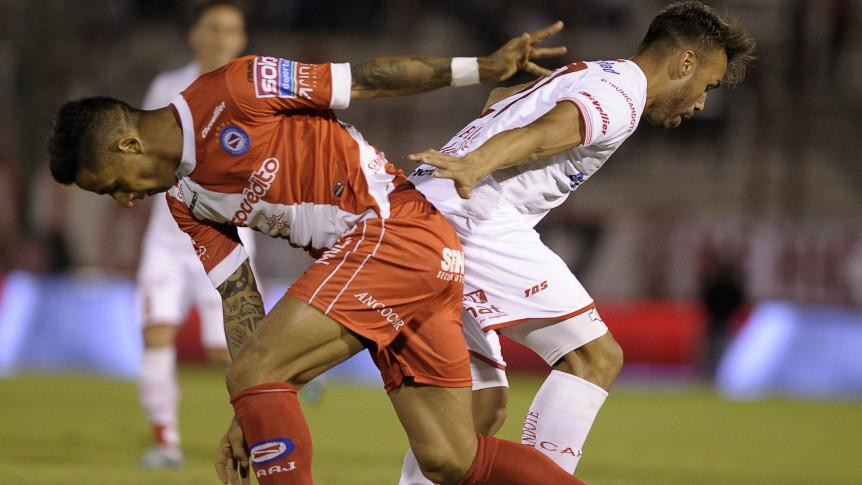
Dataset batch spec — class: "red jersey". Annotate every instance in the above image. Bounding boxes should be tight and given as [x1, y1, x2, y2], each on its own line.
[166, 56, 407, 287]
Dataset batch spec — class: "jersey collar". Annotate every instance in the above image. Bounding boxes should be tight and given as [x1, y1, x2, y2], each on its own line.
[170, 94, 197, 177]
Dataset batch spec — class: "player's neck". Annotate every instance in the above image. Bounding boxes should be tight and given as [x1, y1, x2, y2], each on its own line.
[138, 107, 183, 173]
[630, 52, 664, 114]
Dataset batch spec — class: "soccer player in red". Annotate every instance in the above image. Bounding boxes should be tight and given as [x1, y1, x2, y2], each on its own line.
[48, 25, 590, 485]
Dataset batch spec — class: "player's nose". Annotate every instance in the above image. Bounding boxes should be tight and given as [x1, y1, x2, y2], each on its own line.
[694, 92, 707, 111]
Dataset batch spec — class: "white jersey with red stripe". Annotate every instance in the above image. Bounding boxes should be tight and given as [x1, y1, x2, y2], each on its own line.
[411, 59, 647, 228]
[407, 60, 645, 346]
[167, 55, 407, 287]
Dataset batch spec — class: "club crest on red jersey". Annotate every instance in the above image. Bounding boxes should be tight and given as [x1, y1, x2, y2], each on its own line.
[220, 125, 250, 156]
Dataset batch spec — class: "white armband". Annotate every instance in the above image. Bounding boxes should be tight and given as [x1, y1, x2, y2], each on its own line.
[451, 57, 480, 86]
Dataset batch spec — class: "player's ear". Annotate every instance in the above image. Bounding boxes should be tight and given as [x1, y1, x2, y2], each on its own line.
[676, 49, 698, 80]
[117, 136, 142, 155]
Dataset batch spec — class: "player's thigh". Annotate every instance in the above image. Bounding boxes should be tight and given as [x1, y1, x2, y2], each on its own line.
[228, 293, 365, 391]
[500, 306, 609, 368]
[388, 383, 477, 473]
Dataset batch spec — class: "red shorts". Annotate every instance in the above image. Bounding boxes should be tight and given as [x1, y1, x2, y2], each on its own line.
[288, 187, 470, 391]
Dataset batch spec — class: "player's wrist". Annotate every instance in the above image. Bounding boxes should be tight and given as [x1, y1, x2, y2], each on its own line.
[451, 57, 480, 86]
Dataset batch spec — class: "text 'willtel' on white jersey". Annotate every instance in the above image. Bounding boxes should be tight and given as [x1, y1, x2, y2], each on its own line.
[411, 60, 647, 229]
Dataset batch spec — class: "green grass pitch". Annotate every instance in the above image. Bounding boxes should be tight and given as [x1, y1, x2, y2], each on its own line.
[1, 367, 860, 484]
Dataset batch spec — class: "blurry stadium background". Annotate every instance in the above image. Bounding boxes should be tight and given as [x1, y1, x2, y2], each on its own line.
[1, 0, 861, 483]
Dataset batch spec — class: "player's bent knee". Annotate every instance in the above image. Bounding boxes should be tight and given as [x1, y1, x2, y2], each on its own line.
[412, 444, 473, 485]
[472, 387, 508, 435]
[477, 404, 507, 436]
[142, 324, 177, 348]
[557, 333, 624, 389]
[225, 338, 278, 393]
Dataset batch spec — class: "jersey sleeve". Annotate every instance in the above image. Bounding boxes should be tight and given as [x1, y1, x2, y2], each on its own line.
[559, 81, 636, 149]
[166, 192, 249, 288]
[225, 55, 351, 116]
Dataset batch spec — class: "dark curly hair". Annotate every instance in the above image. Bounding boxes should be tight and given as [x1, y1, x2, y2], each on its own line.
[639, 1, 756, 85]
[48, 97, 132, 185]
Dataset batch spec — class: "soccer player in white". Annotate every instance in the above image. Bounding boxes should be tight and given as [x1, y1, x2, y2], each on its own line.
[400, 1, 755, 480]
[136, 0, 254, 469]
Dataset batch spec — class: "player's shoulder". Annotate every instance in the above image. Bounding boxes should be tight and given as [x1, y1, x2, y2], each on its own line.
[575, 59, 646, 96]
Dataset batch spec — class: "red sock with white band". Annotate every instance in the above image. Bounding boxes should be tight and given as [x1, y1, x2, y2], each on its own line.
[231, 383, 313, 484]
[458, 433, 589, 484]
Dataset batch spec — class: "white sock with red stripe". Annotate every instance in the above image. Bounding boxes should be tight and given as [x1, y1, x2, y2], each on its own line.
[139, 346, 180, 448]
[521, 370, 607, 473]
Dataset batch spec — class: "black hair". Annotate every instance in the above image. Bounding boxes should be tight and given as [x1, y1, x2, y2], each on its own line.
[190, 0, 247, 27]
[639, 1, 756, 85]
[48, 97, 132, 185]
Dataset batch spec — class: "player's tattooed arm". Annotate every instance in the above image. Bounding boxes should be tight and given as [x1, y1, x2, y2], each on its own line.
[350, 21, 566, 100]
[217, 259, 265, 358]
[409, 101, 585, 199]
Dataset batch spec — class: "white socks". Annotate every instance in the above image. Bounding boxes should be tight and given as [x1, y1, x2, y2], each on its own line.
[521, 370, 607, 473]
[398, 448, 433, 485]
[139, 346, 180, 448]
[396, 370, 609, 483]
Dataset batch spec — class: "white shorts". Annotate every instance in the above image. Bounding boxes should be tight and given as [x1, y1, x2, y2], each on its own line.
[451, 216, 608, 390]
[138, 243, 227, 349]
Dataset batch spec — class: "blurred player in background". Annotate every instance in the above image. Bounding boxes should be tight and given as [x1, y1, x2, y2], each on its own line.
[48, 24, 597, 484]
[136, 0, 253, 469]
[402, 1, 756, 481]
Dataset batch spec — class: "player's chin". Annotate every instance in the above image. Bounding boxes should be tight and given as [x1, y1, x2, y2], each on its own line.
[663, 116, 683, 129]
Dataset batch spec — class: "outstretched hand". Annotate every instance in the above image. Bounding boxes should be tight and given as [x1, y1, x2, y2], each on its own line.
[409, 150, 485, 199]
[480, 21, 567, 82]
[215, 418, 251, 485]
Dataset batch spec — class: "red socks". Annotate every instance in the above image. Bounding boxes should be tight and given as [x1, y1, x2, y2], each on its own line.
[230, 383, 313, 484]
[458, 434, 589, 485]
[231, 385, 588, 485]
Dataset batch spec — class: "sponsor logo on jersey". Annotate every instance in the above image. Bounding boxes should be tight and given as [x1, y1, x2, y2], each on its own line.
[600, 78, 639, 133]
[438, 248, 465, 282]
[524, 280, 549, 297]
[596, 60, 620, 75]
[254, 56, 317, 100]
[463, 289, 488, 304]
[232, 157, 280, 224]
[354, 292, 405, 330]
[190, 238, 208, 262]
[201, 101, 226, 139]
[250, 439, 296, 465]
[220, 125, 250, 156]
[264, 211, 290, 234]
[579, 91, 610, 135]
[568, 172, 585, 190]
[367, 151, 387, 172]
[463, 288, 507, 321]
[410, 167, 436, 178]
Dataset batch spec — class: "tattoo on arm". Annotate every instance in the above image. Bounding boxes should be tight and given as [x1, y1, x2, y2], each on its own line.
[351, 56, 452, 100]
[217, 260, 265, 358]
